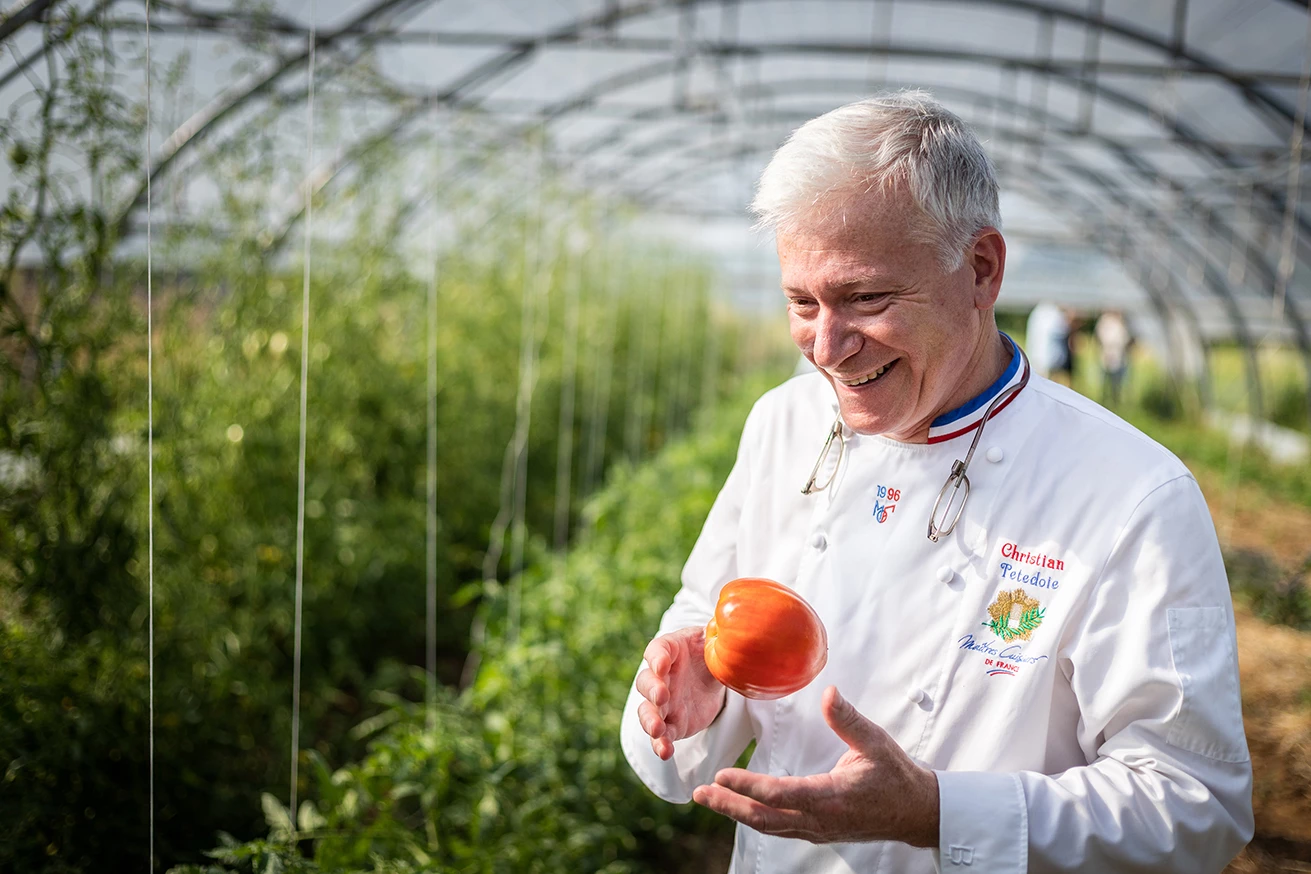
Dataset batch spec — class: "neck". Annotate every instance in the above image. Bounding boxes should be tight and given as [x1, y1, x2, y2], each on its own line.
[898, 327, 1011, 444]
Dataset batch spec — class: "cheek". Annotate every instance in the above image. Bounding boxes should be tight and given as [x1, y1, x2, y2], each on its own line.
[788, 315, 814, 352]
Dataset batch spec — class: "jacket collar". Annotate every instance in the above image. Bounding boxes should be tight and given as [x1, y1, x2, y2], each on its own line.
[926, 332, 1028, 444]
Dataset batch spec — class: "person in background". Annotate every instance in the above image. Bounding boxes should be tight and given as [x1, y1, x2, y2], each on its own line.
[1056, 307, 1080, 387]
[1096, 309, 1133, 406]
[1024, 301, 1069, 384]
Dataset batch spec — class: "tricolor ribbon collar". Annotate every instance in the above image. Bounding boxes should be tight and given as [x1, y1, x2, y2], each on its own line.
[926, 333, 1029, 445]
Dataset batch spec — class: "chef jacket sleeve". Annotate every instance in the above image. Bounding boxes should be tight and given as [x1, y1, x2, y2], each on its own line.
[935, 474, 1254, 873]
[619, 404, 761, 804]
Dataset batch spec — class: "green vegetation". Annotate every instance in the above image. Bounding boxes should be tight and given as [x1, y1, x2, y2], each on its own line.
[170, 383, 775, 873]
[0, 206, 788, 868]
[1224, 549, 1311, 631]
[0, 15, 798, 866]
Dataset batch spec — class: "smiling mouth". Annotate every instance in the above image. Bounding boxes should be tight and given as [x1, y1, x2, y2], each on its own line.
[834, 358, 898, 387]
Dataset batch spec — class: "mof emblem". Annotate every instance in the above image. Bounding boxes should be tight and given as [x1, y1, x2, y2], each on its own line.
[984, 588, 1045, 642]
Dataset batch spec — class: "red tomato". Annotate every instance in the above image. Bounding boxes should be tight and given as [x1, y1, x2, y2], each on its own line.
[703, 577, 828, 700]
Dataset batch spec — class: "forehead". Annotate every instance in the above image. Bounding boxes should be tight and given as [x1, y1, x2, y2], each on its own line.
[776, 191, 935, 290]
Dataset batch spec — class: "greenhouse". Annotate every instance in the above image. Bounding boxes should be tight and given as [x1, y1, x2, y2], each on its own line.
[3, 0, 1311, 870]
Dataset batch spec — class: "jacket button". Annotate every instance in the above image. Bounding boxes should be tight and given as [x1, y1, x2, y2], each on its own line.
[986, 446, 1004, 463]
[936, 565, 954, 583]
[810, 532, 827, 551]
[907, 688, 925, 705]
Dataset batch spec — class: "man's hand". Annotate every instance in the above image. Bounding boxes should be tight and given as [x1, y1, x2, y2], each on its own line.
[691, 686, 940, 848]
[636, 627, 727, 761]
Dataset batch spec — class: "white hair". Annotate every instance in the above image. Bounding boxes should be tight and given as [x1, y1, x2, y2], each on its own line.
[750, 90, 1001, 270]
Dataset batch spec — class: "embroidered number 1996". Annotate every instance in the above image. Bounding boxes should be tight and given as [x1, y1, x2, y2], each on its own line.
[873, 484, 900, 524]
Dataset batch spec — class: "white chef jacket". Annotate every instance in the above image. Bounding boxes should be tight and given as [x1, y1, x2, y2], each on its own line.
[620, 345, 1254, 873]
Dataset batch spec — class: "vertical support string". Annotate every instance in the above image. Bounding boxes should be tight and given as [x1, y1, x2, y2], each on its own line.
[699, 272, 721, 419]
[1222, 11, 1311, 545]
[508, 134, 551, 641]
[580, 215, 618, 513]
[143, 1, 154, 869]
[289, 2, 316, 825]
[675, 259, 698, 433]
[552, 221, 583, 552]
[464, 144, 548, 684]
[664, 258, 693, 443]
[1219, 181, 1255, 550]
[426, 157, 440, 732]
[623, 253, 652, 460]
[471, 131, 553, 690]
[1272, 8, 1311, 327]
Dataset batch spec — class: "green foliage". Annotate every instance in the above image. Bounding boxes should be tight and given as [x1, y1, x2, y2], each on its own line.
[180, 381, 781, 873]
[0, 12, 796, 865]
[1270, 379, 1310, 433]
[985, 606, 1045, 642]
[1, 201, 778, 868]
[1225, 549, 1311, 631]
[1137, 372, 1185, 422]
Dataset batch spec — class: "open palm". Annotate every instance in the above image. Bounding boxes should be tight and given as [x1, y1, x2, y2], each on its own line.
[635, 626, 727, 760]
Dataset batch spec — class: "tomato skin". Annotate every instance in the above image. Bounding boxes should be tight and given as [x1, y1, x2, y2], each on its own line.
[703, 577, 828, 700]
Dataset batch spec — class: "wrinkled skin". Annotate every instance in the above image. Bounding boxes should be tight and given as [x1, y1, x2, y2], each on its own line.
[693, 685, 939, 848]
[781, 189, 1008, 441]
[635, 626, 727, 761]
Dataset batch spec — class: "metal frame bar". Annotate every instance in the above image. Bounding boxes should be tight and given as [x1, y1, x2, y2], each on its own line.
[0, 0, 57, 41]
[619, 136, 1273, 416]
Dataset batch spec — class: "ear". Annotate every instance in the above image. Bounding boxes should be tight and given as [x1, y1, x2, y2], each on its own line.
[967, 228, 1006, 310]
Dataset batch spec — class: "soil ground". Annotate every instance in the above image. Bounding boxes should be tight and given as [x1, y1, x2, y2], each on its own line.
[1193, 465, 1311, 873]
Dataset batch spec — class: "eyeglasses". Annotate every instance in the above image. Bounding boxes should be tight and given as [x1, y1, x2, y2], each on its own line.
[800, 417, 845, 495]
[801, 346, 1029, 542]
[927, 377, 1026, 542]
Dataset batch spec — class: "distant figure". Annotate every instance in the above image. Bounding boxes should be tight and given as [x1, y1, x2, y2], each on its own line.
[1025, 302, 1071, 384]
[1096, 310, 1132, 406]
[1058, 307, 1081, 387]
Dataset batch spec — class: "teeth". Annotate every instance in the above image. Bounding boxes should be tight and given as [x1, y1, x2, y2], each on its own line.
[839, 363, 888, 386]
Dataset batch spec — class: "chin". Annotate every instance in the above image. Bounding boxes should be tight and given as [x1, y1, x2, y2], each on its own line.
[839, 405, 903, 436]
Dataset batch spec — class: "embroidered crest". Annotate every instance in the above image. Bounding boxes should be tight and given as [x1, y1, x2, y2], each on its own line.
[983, 588, 1045, 642]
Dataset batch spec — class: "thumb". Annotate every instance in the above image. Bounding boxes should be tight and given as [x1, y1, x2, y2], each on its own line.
[822, 686, 885, 755]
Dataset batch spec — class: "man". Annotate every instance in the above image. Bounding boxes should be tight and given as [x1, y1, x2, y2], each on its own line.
[1095, 309, 1133, 406]
[1025, 301, 1072, 383]
[620, 92, 1253, 873]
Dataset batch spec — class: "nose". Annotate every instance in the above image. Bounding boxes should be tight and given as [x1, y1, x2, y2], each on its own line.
[810, 305, 860, 370]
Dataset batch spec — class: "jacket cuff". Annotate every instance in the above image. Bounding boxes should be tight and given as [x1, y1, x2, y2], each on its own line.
[620, 677, 695, 804]
[933, 770, 1027, 873]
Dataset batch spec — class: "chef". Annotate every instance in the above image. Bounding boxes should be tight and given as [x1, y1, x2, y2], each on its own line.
[620, 91, 1253, 873]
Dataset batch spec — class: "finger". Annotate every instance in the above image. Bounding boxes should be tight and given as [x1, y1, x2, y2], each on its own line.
[713, 768, 830, 809]
[643, 636, 678, 676]
[822, 686, 888, 756]
[692, 783, 816, 839]
[635, 668, 669, 708]
[637, 700, 666, 740]
[652, 735, 674, 761]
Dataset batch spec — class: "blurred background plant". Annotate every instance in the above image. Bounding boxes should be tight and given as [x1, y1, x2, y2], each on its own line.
[0, 11, 789, 868]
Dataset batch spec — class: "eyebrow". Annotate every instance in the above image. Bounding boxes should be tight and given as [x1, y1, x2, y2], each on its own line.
[782, 273, 903, 295]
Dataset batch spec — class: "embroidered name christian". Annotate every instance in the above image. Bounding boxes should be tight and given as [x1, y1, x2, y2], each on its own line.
[1001, 541, 1065, 571]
